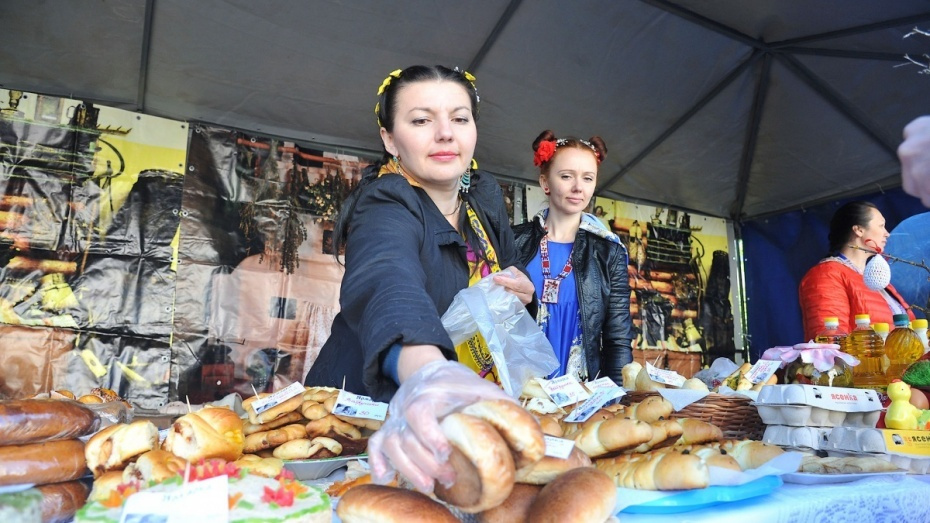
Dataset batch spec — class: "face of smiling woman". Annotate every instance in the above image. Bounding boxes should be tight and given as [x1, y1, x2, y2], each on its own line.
[380, 80, 477, 192]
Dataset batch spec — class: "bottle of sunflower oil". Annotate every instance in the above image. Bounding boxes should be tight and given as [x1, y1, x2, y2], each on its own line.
[844, 314, 887, 390]
[885, 314, 923, 381]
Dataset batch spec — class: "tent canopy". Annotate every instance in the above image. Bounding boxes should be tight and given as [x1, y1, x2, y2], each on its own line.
[3, 0, 930, 220]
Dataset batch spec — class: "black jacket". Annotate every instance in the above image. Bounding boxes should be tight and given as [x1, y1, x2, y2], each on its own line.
[304, 169, 526, 401]
[512, 217, 633, 383]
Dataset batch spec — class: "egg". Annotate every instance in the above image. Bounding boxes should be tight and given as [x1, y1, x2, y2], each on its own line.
[909, 388, 930, 410]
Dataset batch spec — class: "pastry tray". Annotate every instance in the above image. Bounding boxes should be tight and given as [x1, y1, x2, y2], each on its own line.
[284, 455, 366, 481]
[617, 475, 782, 514]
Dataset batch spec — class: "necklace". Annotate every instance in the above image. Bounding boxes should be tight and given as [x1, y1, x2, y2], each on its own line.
[539, 234, 574, 304]
[442, 196, 462, 217]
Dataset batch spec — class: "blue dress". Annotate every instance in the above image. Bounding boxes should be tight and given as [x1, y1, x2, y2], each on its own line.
[527, 240, 587, 380]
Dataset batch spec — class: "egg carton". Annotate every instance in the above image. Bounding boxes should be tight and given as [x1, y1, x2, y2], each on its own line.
[755, 404, 880, 428]
[825, 449, 930, 474]
[825, 427, 930, 473]
[763, 425, 832, 450]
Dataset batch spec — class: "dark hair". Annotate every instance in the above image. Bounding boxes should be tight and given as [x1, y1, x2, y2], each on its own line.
[376, 65, 479, 164]
[827, 201, 878, 254]
[332, 65, 481, 263]
[532, 130, 607, 175]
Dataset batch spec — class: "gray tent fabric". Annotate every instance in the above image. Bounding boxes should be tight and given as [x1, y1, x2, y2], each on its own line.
[2, 0, 930, 220]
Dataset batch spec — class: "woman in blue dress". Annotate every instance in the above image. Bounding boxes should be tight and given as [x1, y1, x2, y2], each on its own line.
[513, 130, 634, 383]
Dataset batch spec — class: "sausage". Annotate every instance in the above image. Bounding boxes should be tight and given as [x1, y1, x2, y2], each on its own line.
[37, 480, 91, 523]
[0, 439, 88, 486]
[0, 399, 98, 445]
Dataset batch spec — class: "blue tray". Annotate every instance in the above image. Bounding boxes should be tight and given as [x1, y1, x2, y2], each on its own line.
[619, 475, 783, 514]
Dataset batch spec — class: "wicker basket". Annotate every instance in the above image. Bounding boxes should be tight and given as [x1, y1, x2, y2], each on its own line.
[621, 391, 765, 440]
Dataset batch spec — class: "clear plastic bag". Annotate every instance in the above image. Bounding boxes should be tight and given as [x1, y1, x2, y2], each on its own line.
[441, 271, 559, 397]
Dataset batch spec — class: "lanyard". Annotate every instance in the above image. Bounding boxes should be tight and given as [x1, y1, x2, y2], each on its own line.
[540, 235, 573, 304]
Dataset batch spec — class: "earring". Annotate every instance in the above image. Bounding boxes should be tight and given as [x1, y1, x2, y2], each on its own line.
[460, 158, 477, 193]
[544, 188, 550, 194]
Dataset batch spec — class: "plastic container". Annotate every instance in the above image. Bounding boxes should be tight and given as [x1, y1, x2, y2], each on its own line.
[844, 314, 887, 390]
[885, 314, 923, 381]
[871, 322, 889, 343]
[814, 317, 847, 346]
[912, 318, 929, 354]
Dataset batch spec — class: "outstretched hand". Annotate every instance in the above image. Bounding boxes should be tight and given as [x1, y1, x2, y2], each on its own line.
[493, 266, 535, 305]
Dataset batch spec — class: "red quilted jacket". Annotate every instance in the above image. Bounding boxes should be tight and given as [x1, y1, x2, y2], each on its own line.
[799, 259, 914, 341]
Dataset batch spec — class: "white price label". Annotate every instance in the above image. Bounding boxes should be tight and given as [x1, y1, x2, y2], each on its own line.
[646, 362, 686, 387]
[543, 435, 575, 459]
[563, 387, 624, 423]
[584, 377, 619, 391]
[332, 390, 388, 421]
[120, 475, 229, 523]
[746, 359, 781, 384]
[251, 382, 304, 415]
[540, 375, 590, 407]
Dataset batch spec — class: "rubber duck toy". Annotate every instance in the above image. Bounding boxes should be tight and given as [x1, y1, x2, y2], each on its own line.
[886, 380, 928, 430]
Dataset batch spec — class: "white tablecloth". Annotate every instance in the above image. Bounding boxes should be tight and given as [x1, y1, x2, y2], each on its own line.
[619, 475, 930, 523]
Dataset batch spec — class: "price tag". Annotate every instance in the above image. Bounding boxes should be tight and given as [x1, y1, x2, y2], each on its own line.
[746, 359, 781, 384]
[646, 362, 686, 387]
[331, 390, 388, 421]
[584, 377, 619, 391]
[120, 475, 229, 523]
[563, 387, 624, 423]
[540, 375, 590, 407]
[251, 382, 304, 415]
[543, 435, 575, 459]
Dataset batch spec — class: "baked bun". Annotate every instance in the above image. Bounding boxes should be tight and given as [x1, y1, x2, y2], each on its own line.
[305, 414, 362, 440]
[515, 446, 592, 485]
[624, 395, 674, 423]
[88, 470, 126, 502]
[574, 417, 653, 458]
[477, 483, 542, 523]
[163, 406, 244, 462]
[435, 413, 515, 513]
[526, 467, 616, 523]
[243, 392, 304, 425]
[337, 484, 457, 522]
[242, 410, 305, 436]
[232, 455, 284, 477]
[122, 450, 188, 484]
[536, 415, 562, 437]
[85, 420, 159, 477]
[461, 400, 545, 468]
[595, 450, 709, 490]
[272, 437, 342, 460]
[674, 418, 723, 445]
[243, 423, 307, 453]
[719, 439, 784, 470]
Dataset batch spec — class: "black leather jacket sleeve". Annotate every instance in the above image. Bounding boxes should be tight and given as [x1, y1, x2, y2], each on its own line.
[599, 240, 634, 381]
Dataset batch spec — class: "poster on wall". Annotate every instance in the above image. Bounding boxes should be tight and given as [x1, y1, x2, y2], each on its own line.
[0, 89, 187, 407]
[593, 196, 735, 376]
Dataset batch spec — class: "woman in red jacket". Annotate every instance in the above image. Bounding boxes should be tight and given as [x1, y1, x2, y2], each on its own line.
[799, 201, 914, 340]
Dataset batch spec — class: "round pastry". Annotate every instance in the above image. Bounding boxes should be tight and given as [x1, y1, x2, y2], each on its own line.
[461, 400, 545, 468]
[75, 460, 331, 523]
[477, 483, 542, 523]
[526, 467, 616, 523]
[434, 413, 515, 513]
[515, 446, 592, 485]
[337, 484, 457, 523]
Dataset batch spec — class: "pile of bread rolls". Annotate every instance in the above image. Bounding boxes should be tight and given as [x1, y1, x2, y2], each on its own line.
[622, 361, 777, 393]
[0, 399, 100, 522]
[241, 385, 379, 461]
[335, 398, 619, 523]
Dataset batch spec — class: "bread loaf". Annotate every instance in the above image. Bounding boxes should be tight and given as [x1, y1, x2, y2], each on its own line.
[435, 413, 515, 513]
[628, 419, 683, 453]
[461, 400, 545, 469]
[0, 439, 88, 486]
[674, 418, 723, 445]
[85, 420, 159, 477]
[336, 484, 458, 523]
[163, 406, 245, 462]
[525, 467, 616, 523]
[0, 399, 98, 445]
[36, 480, 90, 523]
[595, 450, 709, 490]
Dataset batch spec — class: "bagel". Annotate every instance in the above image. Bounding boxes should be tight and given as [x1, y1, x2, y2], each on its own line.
[435, 413, 515, 513]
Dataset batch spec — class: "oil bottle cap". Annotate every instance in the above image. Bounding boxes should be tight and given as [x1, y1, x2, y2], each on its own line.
[872, 322, 889, 333]
[913, 319, 928, 330]
[855, 314, 871, 323]
[823, 316, 839, 325]
[892, 314, 911, 327]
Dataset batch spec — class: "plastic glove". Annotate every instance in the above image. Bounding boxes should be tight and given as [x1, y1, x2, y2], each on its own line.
[367, 359, 514, 493]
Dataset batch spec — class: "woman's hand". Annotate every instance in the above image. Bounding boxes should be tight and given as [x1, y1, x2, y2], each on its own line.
[493, 266, 535, 305]
[367, 360, 512, 493]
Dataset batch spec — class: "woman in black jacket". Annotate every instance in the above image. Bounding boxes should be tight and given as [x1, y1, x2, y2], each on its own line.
[303, 65, 535, 492]
[512, 130, 634, 384]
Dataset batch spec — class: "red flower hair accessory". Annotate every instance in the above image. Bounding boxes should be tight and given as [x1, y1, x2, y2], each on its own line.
[534, 140, 557, 166]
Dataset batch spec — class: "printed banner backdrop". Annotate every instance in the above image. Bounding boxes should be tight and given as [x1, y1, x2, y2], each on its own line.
[0, 89, 186, 408]
[591, 196, 735, 376]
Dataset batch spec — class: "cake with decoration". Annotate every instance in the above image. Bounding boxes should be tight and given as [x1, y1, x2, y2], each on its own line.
[74, 459, 331, 523]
